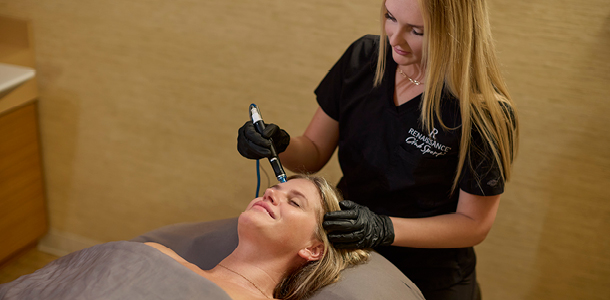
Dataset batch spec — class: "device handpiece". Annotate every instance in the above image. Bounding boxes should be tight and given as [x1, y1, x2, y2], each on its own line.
[249, 104, 287, 183]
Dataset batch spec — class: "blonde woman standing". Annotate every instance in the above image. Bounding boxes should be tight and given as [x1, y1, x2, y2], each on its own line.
[237, 0, 518, 298]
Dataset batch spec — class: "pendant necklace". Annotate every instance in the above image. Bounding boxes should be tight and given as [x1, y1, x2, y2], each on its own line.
[218, 263, 272, 299]
[398, 68, 423, 86]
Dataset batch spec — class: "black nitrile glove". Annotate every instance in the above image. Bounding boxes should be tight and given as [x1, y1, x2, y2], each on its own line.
[323, 200, 395, 249]
[237, 120, 290, 160]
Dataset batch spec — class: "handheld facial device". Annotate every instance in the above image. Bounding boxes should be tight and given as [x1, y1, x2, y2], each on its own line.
[249, 104, 287, 183]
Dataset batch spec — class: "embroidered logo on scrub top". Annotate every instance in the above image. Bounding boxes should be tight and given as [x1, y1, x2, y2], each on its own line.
[405, 128, 451, 157]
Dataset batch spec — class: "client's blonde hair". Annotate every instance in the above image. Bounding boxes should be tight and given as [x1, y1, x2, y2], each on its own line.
[273, 175, 370, 300]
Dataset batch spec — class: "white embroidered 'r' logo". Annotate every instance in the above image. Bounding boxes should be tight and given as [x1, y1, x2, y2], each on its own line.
[429, 128, 439, 140]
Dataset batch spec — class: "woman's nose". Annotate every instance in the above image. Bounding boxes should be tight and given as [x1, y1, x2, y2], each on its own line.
[263, 188, 278, 205]
[389, 30, 405, 46]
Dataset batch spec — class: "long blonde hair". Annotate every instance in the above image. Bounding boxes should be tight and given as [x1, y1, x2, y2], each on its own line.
[273, 175, 369, 300]
[375, 0, 519, 192]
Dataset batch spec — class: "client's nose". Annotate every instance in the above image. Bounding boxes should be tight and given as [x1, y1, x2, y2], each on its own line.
[262, 188, 278, 205]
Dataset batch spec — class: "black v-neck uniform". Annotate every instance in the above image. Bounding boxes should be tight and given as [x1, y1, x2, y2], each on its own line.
[315, 35, 504, 292]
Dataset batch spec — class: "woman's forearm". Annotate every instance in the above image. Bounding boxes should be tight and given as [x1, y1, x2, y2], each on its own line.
[390, 214, 489, 248]
[390, 191, 501, 248]
[279, 107, 340, 173]
[279, 135, 327, 173]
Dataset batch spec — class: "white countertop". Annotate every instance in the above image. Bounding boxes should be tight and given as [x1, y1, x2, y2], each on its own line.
[0, 62, 35, 98]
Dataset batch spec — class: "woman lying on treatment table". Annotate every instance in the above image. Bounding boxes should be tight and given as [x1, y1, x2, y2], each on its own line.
[0, 175, 369, 300]
[145, 175, 369, 300]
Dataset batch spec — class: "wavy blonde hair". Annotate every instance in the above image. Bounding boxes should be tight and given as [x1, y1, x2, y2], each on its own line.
[273, 175, 369, 300]
[375, 0, 519, 192]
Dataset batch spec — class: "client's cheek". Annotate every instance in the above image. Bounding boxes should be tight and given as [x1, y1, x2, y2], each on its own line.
[289, 216, 314, 233]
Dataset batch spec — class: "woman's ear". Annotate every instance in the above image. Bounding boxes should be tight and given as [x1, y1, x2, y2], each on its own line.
[298, 242, 325, 262]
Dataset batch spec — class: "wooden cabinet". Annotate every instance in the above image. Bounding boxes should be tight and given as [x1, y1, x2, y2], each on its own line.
[0, 15, 48, 264]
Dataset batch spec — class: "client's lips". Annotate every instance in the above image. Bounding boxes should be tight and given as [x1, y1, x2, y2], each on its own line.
[253, 201, 276, 219]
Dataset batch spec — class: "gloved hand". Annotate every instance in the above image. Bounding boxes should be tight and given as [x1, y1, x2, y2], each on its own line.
[237, 121, 290, 160]
[323, 200, 395, 249]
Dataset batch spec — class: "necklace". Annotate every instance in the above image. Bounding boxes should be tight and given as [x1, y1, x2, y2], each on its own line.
[218, 263, 272, 299]
[398, 69, 423, 86]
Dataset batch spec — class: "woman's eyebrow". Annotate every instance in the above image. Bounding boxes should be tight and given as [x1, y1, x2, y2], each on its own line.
[385, 6, 394, 18]
[385, 5, 424, 29]
[290, 190, 307, 202]
[291, 190, 310, 209]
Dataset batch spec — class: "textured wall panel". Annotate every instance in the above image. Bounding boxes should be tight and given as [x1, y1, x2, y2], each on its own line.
[0, 0, 608, 298]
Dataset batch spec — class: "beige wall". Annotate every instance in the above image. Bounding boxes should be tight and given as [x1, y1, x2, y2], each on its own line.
[478, 1, 610, 299]
[0, 0, 608, 299]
